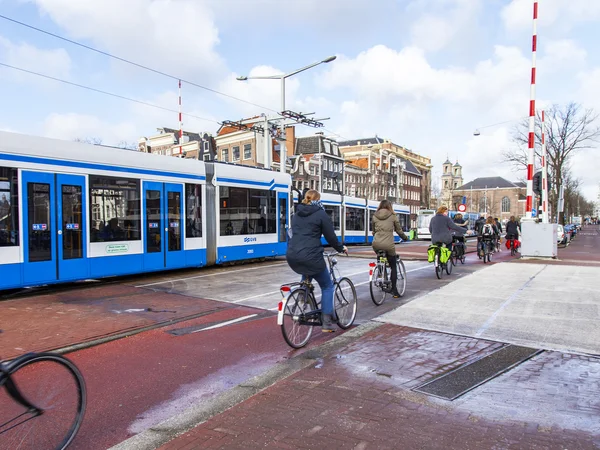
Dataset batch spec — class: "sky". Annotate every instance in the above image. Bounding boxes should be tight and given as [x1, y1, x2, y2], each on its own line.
[0, 0, 599, 201]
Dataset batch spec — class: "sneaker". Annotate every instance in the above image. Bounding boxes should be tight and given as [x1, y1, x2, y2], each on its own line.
[321, 314, 336, 333]
[392, 290, 401, 298]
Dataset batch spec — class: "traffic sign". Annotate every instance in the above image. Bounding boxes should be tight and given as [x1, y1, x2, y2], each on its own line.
[532, 208, 537, 217]
[458, 204, 466, 212]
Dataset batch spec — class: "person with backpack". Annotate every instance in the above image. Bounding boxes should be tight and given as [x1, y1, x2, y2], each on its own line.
[481, 217, 499, 253]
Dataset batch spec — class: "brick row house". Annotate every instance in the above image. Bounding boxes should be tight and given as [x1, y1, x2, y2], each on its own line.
[213, 117, 295, 171]
[138, 127, 216, 160]
[339, 137, 433, 214]
[290, 134, 344, 195]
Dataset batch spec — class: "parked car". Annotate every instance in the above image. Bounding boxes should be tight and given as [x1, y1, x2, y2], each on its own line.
[564, 224, 576, 240]
[557, 224, 570, 246]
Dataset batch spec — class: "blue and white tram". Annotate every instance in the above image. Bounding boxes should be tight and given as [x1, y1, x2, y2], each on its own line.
[214, 162, 290, 263]
[0, 131, 291, 290]
[343, 196, 368, 244]
[393, 203, 411, 242]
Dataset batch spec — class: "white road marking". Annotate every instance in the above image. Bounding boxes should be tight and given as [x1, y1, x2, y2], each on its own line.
[192, 314, 258, 332]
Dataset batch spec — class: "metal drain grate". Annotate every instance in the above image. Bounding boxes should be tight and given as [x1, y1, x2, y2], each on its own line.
[413, 345, 542, 400]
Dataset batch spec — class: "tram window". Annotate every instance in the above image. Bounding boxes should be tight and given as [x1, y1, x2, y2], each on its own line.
[185, 184, 202, 238]
[219, 186, 276, 236]
[0, 167, 19, 247]
[324, 206, 340, 231]
[89, 176, 140, 242]
[346, 207, 365, 231]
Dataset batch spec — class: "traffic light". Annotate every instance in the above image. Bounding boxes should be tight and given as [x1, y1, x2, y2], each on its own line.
[533, 171, 542, 196]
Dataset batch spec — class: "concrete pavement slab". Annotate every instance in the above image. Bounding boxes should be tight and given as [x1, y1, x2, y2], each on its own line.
[378, 263, 600, 355]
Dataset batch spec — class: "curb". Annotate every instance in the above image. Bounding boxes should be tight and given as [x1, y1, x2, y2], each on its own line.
[108, 321, 384, 450]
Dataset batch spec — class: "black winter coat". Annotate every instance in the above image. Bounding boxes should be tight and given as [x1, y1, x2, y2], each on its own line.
[506, 220, 519, 237]
[286, 203, 344, 276]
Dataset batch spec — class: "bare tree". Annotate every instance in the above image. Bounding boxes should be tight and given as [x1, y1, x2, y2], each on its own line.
[116, 141, 138, 151]
[503, 103, 600, 223]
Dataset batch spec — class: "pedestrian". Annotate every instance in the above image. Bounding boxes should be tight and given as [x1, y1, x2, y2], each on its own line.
[286, 190, 347, 332]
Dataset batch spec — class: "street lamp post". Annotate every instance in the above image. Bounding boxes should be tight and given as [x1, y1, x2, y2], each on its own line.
[237, 56, 337, 174]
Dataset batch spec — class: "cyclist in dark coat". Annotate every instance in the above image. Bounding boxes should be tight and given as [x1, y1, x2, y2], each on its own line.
[429, 206, 465, 246]
[286, 190, 347, 332]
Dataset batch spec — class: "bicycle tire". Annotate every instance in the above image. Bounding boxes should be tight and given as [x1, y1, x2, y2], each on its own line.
[434, 253, 442, 279]
[1, 353, 86, 450]
[396, 259, 407, 297]
[369, 265, 387, 306]
[335, 277, 357, 329]
[281, 289, 317, 349]
[445, 256, 453, 274]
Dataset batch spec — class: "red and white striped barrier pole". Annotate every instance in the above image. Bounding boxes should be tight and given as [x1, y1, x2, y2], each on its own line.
[179, 79, 183, 156]
[541, 110, 549, 223]
[525, 0, 538, 220]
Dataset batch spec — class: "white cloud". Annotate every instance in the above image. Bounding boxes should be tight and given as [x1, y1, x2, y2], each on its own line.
[540, 39, 587, 70]
[0, 35, 71, 81]
[43, 112, 137, 144]
[502, 0, 600, 31]
[408, 0, 482, 52]
[29, 0, 224, 80]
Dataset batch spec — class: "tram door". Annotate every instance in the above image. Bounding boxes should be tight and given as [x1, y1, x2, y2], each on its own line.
[22, 171, 88, 285]
[143, 182, 185, 271]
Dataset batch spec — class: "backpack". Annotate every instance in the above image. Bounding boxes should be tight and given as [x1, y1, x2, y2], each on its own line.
[482, 223, 493, 238]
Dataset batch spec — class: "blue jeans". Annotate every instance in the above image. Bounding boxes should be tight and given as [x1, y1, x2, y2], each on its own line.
[302, 267, 334, 316]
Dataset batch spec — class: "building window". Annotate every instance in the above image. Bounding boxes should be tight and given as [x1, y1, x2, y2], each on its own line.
[221, 148, 229, 162]
[0, 167, 19, 247]
[219, 186, 276, 235]
[243, 144, 252, 160]
[502, 196, 511, 213]
[232, 146, 240, 161]
[203, 153, 211, 161]
[185, 184, 202, 238]
[89, 175, 140, 242]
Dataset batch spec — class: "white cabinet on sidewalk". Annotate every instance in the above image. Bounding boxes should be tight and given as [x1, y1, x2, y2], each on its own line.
[521, 222, 558, 258]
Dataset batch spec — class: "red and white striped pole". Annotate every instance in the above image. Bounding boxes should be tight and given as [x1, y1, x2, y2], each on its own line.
[541, 110, 549, 223]
[525, 0, 538, 220]
[178, 79, 183, 156]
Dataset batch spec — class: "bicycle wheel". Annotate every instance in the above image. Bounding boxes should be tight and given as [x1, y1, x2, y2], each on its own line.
[450, 248, 457, 266]
[396, 259, 407, 297]
[281, 289, 317, 349]
[0, 353, 86, 450]
[434, 253, 442, 279]
[369, 265, 387, 306]
[445, 255, 453, 274]
[510, 242, 516, 256]
[335, 277, 357, 329]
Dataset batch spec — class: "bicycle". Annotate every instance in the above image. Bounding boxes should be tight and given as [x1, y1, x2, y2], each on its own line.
[429, 242, 452, 279]
[506, 236, 519, 256]
[451, 236, 466, 265]
[369, 250, 407, 305]
[481, 238, 493, 263]
[277, 252, 358, 349]
[0, 344, 87, 450]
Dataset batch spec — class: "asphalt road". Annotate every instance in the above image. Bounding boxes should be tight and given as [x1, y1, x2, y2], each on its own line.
[58, 247, 519, 449]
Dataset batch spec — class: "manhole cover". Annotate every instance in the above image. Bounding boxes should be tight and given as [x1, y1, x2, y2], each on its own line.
[413, 345, 542, 400]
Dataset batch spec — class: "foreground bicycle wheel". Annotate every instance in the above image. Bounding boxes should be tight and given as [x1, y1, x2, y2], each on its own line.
[396, 259, 407, 297]
[445, 255, 453, 274]
[335, 277, 357, 329]
[0, 353, 86, 450]
[281, 289, 316, 349]
[434, 253, 443, 279]
[369, 265, 387, 306]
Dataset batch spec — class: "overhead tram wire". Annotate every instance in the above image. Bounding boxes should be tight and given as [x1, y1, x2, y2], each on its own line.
[0, 62, 221, 126]
[0, 14, 279, 115]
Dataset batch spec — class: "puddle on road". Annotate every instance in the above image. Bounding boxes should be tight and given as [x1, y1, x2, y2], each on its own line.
[127, 353, 276, 434]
